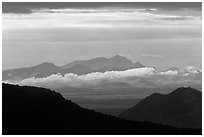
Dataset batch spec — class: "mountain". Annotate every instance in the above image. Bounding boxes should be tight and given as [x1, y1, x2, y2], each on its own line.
[3, 63, 94, 81]
[134, 61, 144, 68]
[3, 83, 200, 135]
[62, 57, 109, 70]
[119, 87, 202, 129]
[2, 62, 61, 81]
[61, 64, 94, 75]
[3, 55, 144, 81]
[97, 55, 143, 72]
[62, 55, 145, 72]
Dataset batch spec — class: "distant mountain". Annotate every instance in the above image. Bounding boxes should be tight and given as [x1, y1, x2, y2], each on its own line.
[119, 87, 202, 129]
[62, 57, 109, 70]
[134, 61, 144, 68]
[2, 62, 94, 81]
[97, 55, 144, 72]
[62, 55, 144, 72]
[3, 83, 200, 135]
[3, 55, 144, 81]
[2, 62, 61, 81]
[61, 64, 94, 75]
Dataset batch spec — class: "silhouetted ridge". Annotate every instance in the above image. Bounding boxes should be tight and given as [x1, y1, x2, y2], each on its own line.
[36, 62, 56, 67]
[62, 64, 94, 75]
[111, 55, 131, 61]
[170, 87, 201, 96]
[3, 55, 145, 81]
[61, 57, 109, 70]
[119, 87, 202, 129]
[134, 61, 144, 68]
[2, 62, 62, 80]
[3, 83, 200, 135]
[62, 55, 144, 72]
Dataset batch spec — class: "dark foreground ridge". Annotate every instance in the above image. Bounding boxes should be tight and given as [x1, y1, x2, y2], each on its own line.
[2, 83, 201, 135]
[119, 87, 202, 129]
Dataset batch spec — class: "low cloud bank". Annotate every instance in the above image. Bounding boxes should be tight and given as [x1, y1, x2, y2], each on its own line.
[19, 67, 155, 88]
[16, 67, 201, 89]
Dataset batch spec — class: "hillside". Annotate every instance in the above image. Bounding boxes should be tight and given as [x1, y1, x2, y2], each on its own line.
[2, 83, 201, 135]
[119, 87, 202, 129]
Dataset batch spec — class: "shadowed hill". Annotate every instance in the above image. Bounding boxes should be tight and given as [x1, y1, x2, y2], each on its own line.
[119, 87, 202, 129]
[3, 83, 201, 135]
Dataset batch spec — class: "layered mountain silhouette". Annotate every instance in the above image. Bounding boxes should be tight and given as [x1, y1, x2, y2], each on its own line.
[2, 62, 61, 81]
[96, 55, 144, 72]
[62, 57, 109, 70]
[62, 64, 94, 75]
[3, 55, 144, 81]
[3, 83, 201, 135]
[119, 87, 202, 129]
[62, 55, 144, 71]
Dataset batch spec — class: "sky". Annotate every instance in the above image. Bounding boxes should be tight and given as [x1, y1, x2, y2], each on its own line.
[2, 2, 202, 70]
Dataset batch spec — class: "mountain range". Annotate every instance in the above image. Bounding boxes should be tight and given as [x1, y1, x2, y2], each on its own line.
[119, 87, 202, 129]
[2, 83, 201, 135]
[3, 55, 202, 99]
[3, 55, 144, 81]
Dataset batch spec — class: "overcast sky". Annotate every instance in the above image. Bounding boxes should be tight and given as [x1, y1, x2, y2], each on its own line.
[2, 2, 202, 70]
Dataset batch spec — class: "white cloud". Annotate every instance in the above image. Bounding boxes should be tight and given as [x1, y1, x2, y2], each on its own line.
[185, 66, 201, 74]
[19, 67, 155, 88]
[159, 70, 178, 75]
[16, 67, 201, 90]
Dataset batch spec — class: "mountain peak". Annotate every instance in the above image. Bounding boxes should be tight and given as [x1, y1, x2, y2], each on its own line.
[114, 54, 122, 57]
[119, 87, 201, 129]
[111, 55, 125, 59]
[134, 61, 144, 67]
[170, 87, 201, 96]
[37, 62, 56, 67]
[110, 55, 132, 62]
